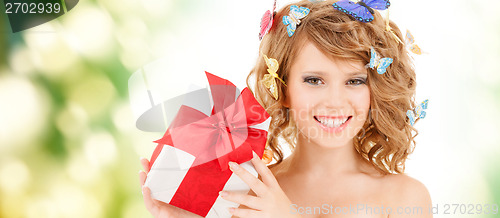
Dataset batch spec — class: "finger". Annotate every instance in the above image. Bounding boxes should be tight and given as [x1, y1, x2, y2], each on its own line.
[139, 170, 147, 187]
[229, 207, 260, 218]
[140, 157, 150, 173]
[219, 191, 263, 211]
[251, 152, 279, 188]
[229, 162, 267, 197]
[142, 186, 160, 215]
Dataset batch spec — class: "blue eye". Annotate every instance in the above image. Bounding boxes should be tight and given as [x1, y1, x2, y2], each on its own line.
[304, 77, 324, 85]
[347, 78, 366, 86]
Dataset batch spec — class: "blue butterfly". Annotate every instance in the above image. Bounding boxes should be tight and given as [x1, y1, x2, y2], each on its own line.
[332, 0, 391, 22]
[282, 5, 310, 37]
[406, 99, 429, 126]
[368, 47, 392, 74]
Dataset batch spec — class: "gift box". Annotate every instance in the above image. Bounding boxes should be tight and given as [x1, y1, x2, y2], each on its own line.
[144, 72, 271, 217]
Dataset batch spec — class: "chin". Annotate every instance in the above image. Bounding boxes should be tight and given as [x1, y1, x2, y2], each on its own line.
[298, 130, 356, 149]
[295, 117, 365, 148]
[316, 137, 355, 149]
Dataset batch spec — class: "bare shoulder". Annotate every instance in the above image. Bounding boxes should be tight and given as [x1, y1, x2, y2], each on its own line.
[384, 174, 431, 202]
[383, 174, 433, 217]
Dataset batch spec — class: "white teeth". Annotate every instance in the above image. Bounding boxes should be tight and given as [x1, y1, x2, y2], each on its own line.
[317, 117, 348, 128]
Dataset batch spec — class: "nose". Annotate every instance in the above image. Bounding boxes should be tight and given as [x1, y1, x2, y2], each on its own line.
[322, 84, 347, 109]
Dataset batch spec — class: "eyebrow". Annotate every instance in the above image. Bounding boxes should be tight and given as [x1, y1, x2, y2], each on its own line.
[301, 71, 367, 77]
[346, 71, 368, 77]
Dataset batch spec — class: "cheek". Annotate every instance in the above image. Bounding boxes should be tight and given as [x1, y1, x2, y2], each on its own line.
[287, 84, 316, 124]
[352, 87, 371, 116]
[288, 83, 310, 109]
[289, 92, 309, 120]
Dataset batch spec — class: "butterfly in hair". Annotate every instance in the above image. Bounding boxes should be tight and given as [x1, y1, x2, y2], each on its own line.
[332, 0, 391, 22]
[407, 99, 429, 126]
[260, 54, 286, 100]
[282, 5, 310, 37]
[405, 30, 423, 55]
[259, 0, 277, 40]
[367, 47, 393, 74]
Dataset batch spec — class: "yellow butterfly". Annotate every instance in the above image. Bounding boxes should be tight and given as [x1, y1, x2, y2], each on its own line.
[260, 54, 286, 100]
[405, 30, 422, 55]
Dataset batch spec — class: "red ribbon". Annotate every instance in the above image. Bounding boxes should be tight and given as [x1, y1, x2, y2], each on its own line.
[148, 72, 270, 217]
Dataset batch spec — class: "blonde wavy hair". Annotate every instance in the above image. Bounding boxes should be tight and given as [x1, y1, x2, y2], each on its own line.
[247, 0, 418, 174]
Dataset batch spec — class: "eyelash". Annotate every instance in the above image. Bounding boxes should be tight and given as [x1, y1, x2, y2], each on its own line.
[347, 78, 367, 86]
[303, 77, 367, 86]
[304, 77, 324, 85]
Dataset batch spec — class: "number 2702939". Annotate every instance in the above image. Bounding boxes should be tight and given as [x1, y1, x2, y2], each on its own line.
[5, 2, 61, 14]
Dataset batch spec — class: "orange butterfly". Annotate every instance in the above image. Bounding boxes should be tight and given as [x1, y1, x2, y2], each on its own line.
[405, 30, 422, 55]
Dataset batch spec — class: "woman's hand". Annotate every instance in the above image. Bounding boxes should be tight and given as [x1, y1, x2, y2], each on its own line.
[219, 152, 300, 218]
[139, 158, 203, 218]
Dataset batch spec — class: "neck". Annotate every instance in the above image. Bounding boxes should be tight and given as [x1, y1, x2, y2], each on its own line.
[286, 134, 368, 177]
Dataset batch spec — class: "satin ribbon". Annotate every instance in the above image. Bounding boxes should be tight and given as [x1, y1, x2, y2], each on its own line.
[148, 72, 270, 217]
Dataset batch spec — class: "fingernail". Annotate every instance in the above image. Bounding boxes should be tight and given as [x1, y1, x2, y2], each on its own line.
[139, 170, 142, 174]
[228, 162, 239, 171]
[219, 191, 228, 197]
[228, 207, 235, 214]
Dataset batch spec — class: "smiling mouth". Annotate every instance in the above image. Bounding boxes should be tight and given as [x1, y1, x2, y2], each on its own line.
[313, 115, 352, 128]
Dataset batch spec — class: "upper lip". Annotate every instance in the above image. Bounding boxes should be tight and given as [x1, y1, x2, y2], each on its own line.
[313, 115, 352, 124]
[314, 115, 351, 119]
[314, 115, 352, 122]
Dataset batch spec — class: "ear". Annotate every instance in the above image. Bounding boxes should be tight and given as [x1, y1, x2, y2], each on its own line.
[281, 89, 290, 108]
[282, 101, 290, 108]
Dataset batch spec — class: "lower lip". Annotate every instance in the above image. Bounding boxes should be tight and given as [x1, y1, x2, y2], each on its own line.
[316, 117, 351, 133]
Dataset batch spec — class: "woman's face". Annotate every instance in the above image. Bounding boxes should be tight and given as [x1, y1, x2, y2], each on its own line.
[285, 41, 371, 148]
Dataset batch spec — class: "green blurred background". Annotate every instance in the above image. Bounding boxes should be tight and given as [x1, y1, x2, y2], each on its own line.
[0, 0, 499, 217]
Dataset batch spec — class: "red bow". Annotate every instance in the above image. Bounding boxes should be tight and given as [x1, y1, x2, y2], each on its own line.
[148, 72, 270, 216]
[151, 71, 270, 171]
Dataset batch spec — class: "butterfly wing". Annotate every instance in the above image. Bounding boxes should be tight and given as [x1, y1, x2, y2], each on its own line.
[282, 15, 296, 37]
[363, 0, 391, 10]
[286, 24, 296, 37]
[408, 44, 422, 55]
[405, 30, 423, 55]
[261, 74, 279, 100]
[417, 99, 428, 118]
[419, 111, 426, 119]
[369, 48, 378, 69]
[259, 0, 277, 40]
[282, 15, 291, 26]
[261, 74, 273, 89]
[269, 79, 278, 100]
[407, 99, 429, 125]
[406, 110, 416, 126]
[405, 30, 415, 44]
[376, 58, 393, 74]
[266, 58, 279, 76]
[259, 10, 273, 40]
[414, 105, 426, 119]
[333, 0, 374, 22]
[421, 99, 429, 109]
[290, 5, 310, 20]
